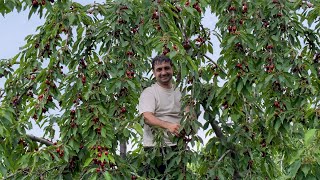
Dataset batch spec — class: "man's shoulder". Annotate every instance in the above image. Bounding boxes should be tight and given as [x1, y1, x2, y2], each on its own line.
[142, 83, 157, 92]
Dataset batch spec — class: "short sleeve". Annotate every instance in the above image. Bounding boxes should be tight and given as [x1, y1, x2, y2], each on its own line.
[138, 88, 156, 114]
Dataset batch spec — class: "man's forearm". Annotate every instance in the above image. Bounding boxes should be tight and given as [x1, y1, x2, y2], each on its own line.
[143, 112, 171, 129]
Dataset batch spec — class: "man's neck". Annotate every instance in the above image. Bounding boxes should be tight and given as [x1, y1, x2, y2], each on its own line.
[157, 82, 172, 89]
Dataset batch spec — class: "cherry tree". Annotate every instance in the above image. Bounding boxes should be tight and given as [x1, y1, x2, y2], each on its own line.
[0, 0, 319, 179]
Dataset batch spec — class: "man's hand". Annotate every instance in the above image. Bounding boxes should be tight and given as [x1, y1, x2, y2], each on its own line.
[165, 122, 181, 137]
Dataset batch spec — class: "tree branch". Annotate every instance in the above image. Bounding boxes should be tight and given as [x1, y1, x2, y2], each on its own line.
[203, 54, 226, 75]
[26, 134, 54, 146]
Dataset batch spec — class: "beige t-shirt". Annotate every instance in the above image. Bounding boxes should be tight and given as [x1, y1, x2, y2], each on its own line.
[138, 83, 182, 147]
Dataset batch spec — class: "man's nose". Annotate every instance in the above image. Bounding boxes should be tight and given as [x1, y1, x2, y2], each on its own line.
[160, 70, 167, 75]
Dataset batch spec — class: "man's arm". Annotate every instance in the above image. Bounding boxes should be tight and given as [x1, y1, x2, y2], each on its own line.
[142, 112, 181, 136]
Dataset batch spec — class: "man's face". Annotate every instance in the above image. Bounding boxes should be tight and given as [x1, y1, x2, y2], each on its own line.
[153, 61, 173, 86]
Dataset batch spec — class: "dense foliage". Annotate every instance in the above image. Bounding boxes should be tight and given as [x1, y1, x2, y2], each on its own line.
[0, 0, 319, 179]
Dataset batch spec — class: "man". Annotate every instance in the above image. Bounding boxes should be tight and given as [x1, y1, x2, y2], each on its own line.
[138, 55, 182, 176]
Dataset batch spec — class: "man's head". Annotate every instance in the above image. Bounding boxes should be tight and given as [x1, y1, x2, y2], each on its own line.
[152, 55, 174, 88]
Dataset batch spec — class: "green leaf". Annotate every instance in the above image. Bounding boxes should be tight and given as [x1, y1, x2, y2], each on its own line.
[274, 119, 281, 134]
[304, 129, 317, 146]
[133, 122, 143, 135]
[289, 160, 301, 177]
[271, 35, 279, 41]
[227, 36, 236, 45]
[301, 164, 310, 177]
[103, 171, 112, 180]
[84, 158, 93, 167]
[127, 80, 135, 89]
[122, 41, 129, 47]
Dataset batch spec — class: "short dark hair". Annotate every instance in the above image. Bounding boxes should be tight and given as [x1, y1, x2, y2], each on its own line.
[151, 55, 173, 70]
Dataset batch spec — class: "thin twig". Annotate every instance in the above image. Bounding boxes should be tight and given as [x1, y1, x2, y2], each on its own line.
[0, 89, 5, 98]
[203, 54, 226, 75]
[210, 150, 231, 170]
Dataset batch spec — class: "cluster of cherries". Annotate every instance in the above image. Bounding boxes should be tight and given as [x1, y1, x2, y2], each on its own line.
[91, 145, 110, 173]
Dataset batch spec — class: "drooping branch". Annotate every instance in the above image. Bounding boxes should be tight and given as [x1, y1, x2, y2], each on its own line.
[209, 120, 225, 141]
[26, 134, 54, 146]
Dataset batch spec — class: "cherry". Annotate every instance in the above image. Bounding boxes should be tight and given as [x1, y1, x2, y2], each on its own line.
[117, 19, 126, 24]
[93, 158, 98, 164]
[32, 0, 39, 7]
[131, 27, 138, 34]
[152, 10, 159, 20]
[229, 18, 236, 24]
[196, 37, 204, 43]
[93, 117, 99, 123]
[96, 127, 101, 134]
[266, 45, 273, 49]
[228, 6, 236, 11]
[193, 3, 201, 13]
[247, 160, 253, 169]
[96, 168, 101, 173]
[105, 151, 109, 156]
[162, 47, 170, 55]
[173, 45, 178, 51]
[126, 51, 134, 57]
[47, 95, 53, 102]
[183, 40, 191, 50]
[121, 107, 127, 113]
[276, 13, 283, 17]
[126, 70, 134, 79]
[81, 75, 86, 84]
[100, 162, 105, 168]
[70, 109, 76, 115]
[38, 94, 44, 100]
[231, 26, 237, 32]
[242, 4, 248, 13]
[236, 63, 242, 69]
[70, 122, 76, 128]
[120, 5, 128, 10]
